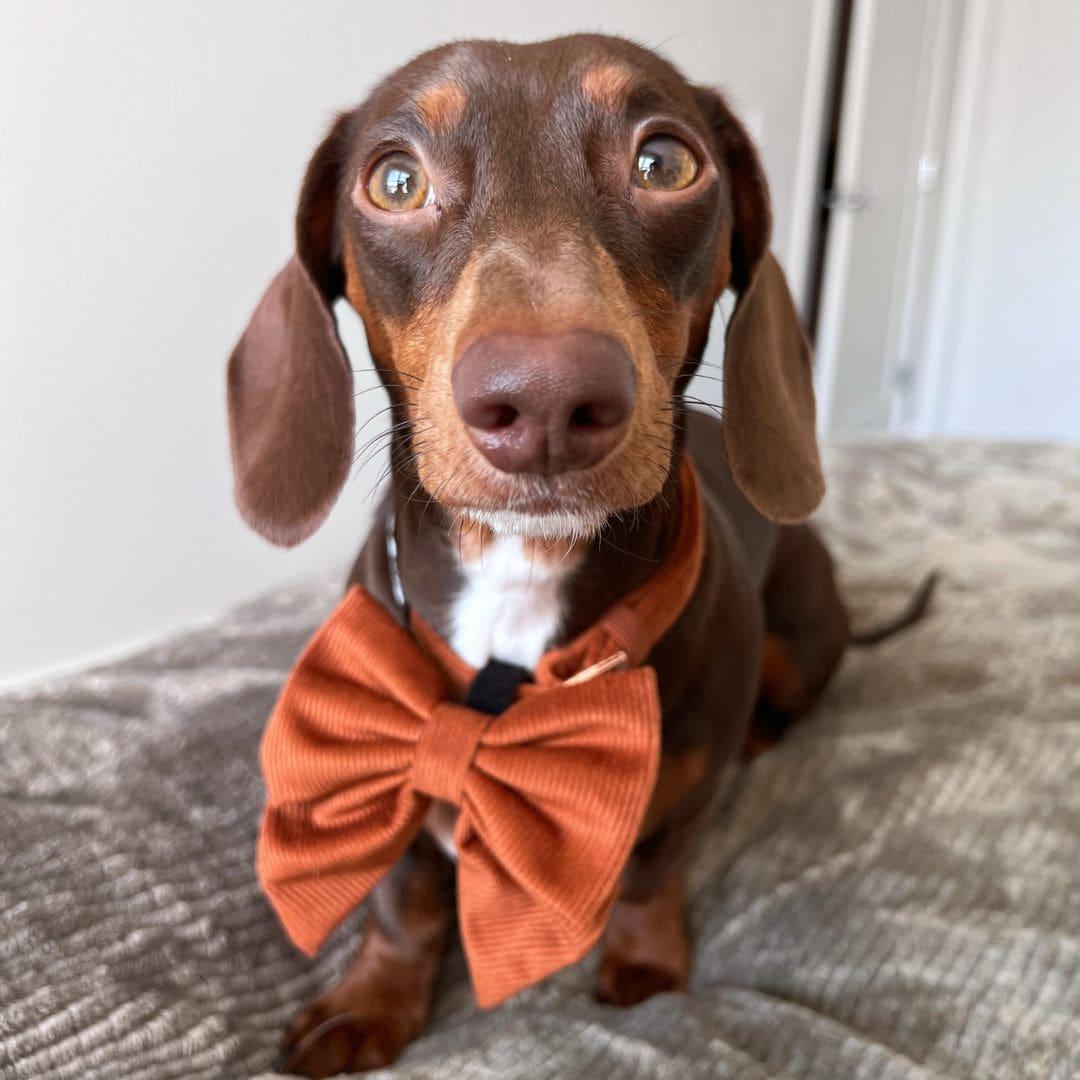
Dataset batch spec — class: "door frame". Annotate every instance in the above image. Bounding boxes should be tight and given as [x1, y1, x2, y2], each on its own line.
[785, 0, 845, 316]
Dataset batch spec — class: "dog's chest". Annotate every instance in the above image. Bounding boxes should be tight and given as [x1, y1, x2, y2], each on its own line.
[425, 536, 577, 859]
[447, 536, 574, 670]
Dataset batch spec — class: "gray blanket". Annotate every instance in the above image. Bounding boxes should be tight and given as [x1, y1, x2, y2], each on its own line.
[2, 442, 1079, 1079]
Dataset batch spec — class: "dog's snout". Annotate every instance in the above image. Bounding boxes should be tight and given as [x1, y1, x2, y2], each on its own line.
[452, 331, 635, 475]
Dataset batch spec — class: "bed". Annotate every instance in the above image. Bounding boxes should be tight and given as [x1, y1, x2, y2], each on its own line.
[2, 442, 1078, 1079]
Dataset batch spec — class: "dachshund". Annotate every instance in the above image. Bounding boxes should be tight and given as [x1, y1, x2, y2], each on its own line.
[227, 34, 933, 1077]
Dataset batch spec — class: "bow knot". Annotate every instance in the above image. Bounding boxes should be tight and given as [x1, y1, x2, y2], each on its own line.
[413, 702, 488, 805]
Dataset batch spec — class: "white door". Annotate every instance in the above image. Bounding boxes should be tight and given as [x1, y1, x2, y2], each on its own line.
[814, 0, 966, 438]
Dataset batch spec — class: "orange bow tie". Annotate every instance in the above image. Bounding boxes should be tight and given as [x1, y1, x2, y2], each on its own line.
[258, 461, 704, 1007]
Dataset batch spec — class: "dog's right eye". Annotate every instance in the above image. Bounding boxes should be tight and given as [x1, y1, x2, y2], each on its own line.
[633, 135, 699, 192]
[366, 152, 432, 212]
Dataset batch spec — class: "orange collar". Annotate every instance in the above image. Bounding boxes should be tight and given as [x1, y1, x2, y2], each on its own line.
[256, 459, 704, 1007]
[411, 458, 704, 694]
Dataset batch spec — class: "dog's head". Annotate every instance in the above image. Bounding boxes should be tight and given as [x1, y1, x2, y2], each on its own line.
[227, 34, 822, 546]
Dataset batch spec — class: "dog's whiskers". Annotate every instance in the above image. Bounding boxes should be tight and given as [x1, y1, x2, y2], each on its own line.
[676, 394, 785, 444]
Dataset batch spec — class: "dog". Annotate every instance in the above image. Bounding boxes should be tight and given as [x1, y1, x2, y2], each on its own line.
[227, 33, 931, 1077]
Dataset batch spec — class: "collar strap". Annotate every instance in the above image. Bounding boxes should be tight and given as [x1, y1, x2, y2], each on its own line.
[465, 659, 533, 714]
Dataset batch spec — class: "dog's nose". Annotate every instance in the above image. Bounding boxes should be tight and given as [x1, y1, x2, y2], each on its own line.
[452, 331, 635, 475]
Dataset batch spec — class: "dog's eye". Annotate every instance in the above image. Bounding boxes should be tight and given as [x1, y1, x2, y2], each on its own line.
[633, 136, 699, 192]
[367, 152, 431, 211]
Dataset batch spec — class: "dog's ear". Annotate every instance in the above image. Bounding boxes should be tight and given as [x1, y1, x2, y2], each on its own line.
[695, 88, 824, 524]
[227, 113, 355, 546]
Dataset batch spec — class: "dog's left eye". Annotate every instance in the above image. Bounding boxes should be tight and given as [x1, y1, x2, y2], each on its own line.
[633, 135, 699, 192]
[367, 152, 432, 211]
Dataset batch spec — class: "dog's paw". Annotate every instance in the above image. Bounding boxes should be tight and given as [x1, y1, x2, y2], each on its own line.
[276, 1002, 412, 1077]
[595, 954, 686, 1007]
[595, 876, 690, 1008]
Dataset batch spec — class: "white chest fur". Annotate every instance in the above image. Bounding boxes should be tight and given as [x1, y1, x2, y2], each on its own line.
[447, 536, 573, 670]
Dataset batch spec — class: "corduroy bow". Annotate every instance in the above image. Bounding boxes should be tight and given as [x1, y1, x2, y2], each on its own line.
[258, 461, 704, 1007]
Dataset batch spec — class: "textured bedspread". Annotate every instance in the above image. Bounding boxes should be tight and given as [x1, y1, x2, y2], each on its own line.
[2, 442, 1079, 1079]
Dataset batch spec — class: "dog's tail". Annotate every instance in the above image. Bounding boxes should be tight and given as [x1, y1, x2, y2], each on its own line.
[850, 571, 941, 646]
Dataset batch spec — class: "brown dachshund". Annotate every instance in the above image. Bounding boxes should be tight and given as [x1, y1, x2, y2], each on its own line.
[227, 34, 931, 1077]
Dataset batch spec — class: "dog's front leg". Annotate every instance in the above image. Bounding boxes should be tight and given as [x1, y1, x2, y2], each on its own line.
[596, 869, 690, 1006]
[595, 649, 755, 1010]
[278, 833, 453, 1077]
[594, 753, 722, 1007]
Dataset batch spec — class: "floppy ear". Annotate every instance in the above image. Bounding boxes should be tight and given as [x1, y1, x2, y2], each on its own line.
[695, 88, 824, 524]
[227, 113, 356, 546]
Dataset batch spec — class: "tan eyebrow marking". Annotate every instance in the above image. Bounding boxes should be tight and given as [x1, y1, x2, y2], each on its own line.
[416, 80, 468, 135]
[580, 63, 634, 109]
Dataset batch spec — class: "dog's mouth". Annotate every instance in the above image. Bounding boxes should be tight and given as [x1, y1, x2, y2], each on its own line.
[446, 472, 614, 541]
[462, 504, 611, 542]
[428, 444, 674, 542]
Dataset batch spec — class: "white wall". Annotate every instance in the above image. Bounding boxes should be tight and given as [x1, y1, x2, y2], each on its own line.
[0, 0, 829, 685]
[920, 0, 1080, 439]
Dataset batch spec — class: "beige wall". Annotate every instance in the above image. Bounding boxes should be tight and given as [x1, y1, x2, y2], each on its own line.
[0, 0, 829, 683]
